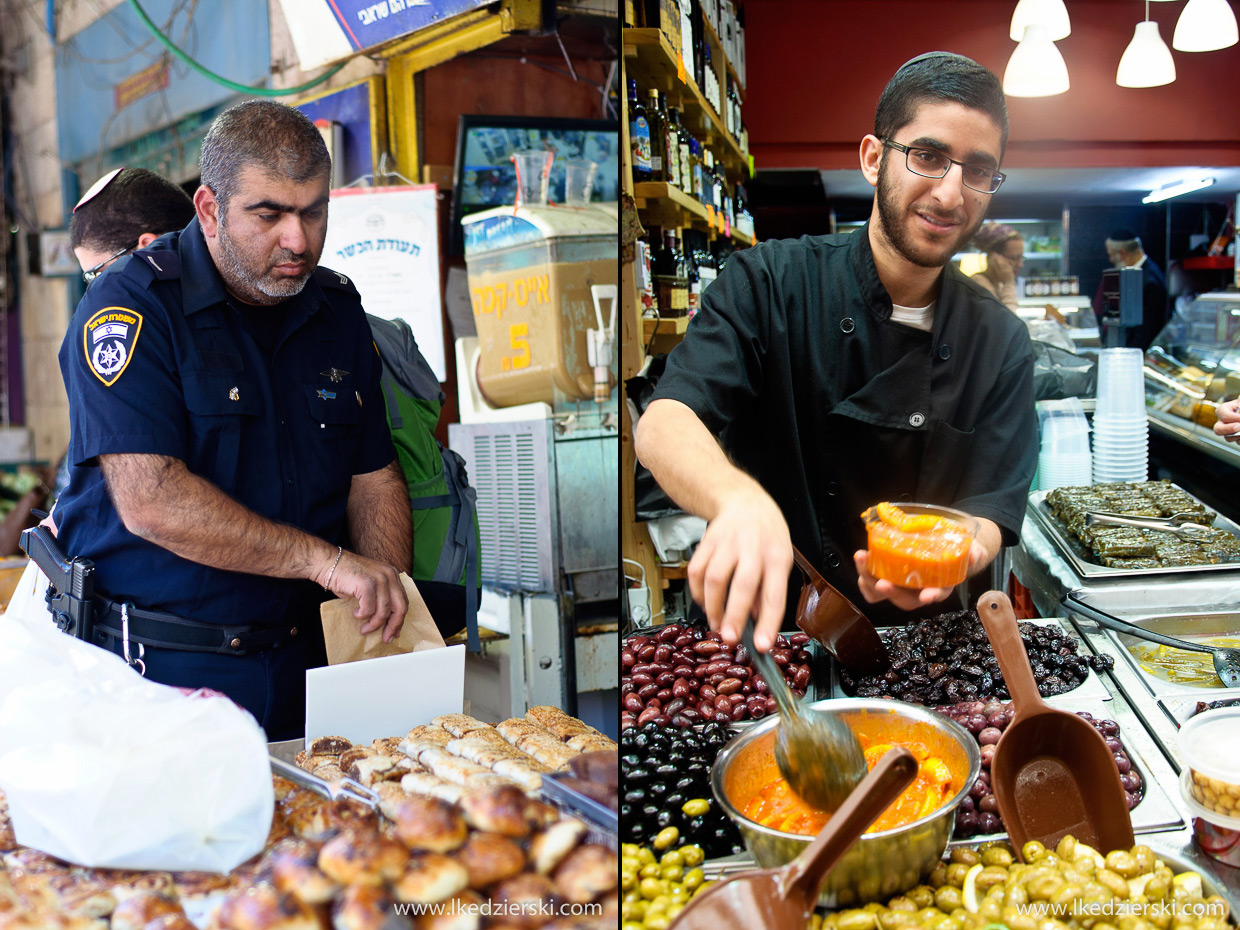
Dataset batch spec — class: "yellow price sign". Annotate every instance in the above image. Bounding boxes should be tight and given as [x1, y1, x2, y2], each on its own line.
[499, 323, 531, 372]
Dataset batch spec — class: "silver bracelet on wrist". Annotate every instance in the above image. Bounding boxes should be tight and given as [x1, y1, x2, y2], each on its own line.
[323, 545, 343, 591]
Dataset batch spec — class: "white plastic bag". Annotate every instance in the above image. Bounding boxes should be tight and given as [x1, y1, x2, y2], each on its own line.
[0, 561, 273, 871]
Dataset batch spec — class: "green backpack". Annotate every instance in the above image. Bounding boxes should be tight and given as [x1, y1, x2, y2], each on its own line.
[368, 315, 481, 652]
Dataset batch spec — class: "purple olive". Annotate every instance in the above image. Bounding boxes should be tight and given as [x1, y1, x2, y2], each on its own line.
[1076, 711, 1094, 722]
[1113, 752, 1131, 775]
[956, 809, 978, 835]
[1105, 737, 1122, 753]
[1125, 791, 1139, 810]
[1120, 772, 1139, 792]
[982, 700, 1004, 717]
[979, 744, 997, 766]
[1099, 719, 1120, 737]
[970, 779, 988, 799]
[958, 795, 974, 813]
[968, 714, 988, 734]
[979, 794, 1000, 814]
[979, 727, 1003, 745]
[977, 770, 991, 786]
[987, 712, 1007, 729]
[977, 812, 1001, 834]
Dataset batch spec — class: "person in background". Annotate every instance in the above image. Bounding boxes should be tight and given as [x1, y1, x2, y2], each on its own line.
[52, 101, 410, 740]
[635, 51, 1037, 650]
[1098, 228, 1169, 350]
[969, 222, 1023, 310]
[1213, 399, 1240, 443]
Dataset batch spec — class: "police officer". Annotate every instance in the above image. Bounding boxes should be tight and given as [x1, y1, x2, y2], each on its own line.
[54, 101, 410, 740]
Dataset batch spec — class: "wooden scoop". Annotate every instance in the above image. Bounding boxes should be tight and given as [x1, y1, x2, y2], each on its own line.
[976, 591, 1134, 858]
[792, 546, 889, 675]
[669, 747, 918, 930]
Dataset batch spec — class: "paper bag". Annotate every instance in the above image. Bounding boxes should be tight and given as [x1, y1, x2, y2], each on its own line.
[0, 561, 272, 871]
[320, 572, 445, 664]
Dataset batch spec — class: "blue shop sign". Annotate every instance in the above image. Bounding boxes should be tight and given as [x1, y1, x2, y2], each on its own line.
[325, 0, 494, 52]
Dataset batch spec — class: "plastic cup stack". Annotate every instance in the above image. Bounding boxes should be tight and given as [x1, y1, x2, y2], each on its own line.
[1093, 348, 1149, 484]
[1038, 400, 1092, 490]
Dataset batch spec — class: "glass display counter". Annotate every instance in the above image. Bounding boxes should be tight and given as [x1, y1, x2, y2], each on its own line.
[1145, 290, 1240, 466]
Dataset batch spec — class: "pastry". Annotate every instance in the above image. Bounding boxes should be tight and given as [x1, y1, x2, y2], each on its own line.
[391, 853, 469, 905]
[399, 773, 464, 805]
[455, 832, 526, 890]
[490, 873, 559, 929]
[432, 714, 494, 738]
[318, 829, 408, 887]
[405, 725, 455, 745]
[389, 794, 468, 853]
[529, 820, 587, 875]
[109, 892, 184, 930]
[210, 885, 319, 930]
[524, 707, 593, 742]
[332, 883, 405, 930]
[495, 719, 550, 747]
[309, 736, 353, 756]
[511, 735, 576, 772]
[564, 734, 616, 754]
[458, 784, 531, 838]
[286, 798, 378, 843]
[489, 759, 545, 793]
[371, 737, 405, 755]
[420, 890, 484, 930]
[550, 845, 616, 904]
[170, 870, 234, 899]
[445, 737, 529, 768]
[266, 838, 339, 905]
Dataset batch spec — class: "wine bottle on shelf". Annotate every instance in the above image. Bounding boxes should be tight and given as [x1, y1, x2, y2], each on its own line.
[1208, 207, 1235, 257]
[675, 112, 693, 198]
[629, 80, 654, 183]
[646, 89, 666, 183]
[664, 107, 682, 192]
[689, 138, 704, 202]
[653, 228, 690, 319]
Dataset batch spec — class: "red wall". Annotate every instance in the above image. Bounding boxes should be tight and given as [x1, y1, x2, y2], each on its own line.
[742, 0, 1240, 170]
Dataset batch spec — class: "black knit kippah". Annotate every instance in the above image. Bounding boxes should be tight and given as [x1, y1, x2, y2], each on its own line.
[897, 51, 976, 72]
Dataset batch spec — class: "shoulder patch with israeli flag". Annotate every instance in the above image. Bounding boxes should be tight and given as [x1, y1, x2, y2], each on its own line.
[83, 307, 143, 386]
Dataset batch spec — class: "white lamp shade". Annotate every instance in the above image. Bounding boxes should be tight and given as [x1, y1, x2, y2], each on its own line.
[1117, 21, 1177, 87]
[1009, 0, 1071, 41]
[1004, 24, 1070, 96]
[1173, 0, 1239, 51]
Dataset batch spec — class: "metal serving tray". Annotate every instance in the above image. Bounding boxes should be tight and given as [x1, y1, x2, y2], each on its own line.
[1028, 486, 1240, 580]
[827, 617, 1114, 707]
[1099, 610, 1240, 702]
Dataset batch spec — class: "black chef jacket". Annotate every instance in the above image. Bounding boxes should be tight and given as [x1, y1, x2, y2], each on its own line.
[650, 225, 1038, 627]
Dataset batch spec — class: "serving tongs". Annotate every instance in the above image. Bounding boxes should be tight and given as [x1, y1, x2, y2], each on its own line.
[269, 754, 380, 809]
[1084, 510, 1215, 539]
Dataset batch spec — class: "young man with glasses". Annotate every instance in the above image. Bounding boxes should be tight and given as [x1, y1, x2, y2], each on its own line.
[635, 52, 1037, 651]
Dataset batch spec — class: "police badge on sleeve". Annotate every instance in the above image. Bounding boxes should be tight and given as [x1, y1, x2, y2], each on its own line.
[83, 307, 143, 386]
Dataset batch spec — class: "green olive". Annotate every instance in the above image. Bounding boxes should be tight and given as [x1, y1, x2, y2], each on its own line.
[660, 849, 683, 868]
[887, 896, 917, 913]
[639, 877, 664, 900]
[639, 863, 661, 880]
[660, 865, 684, 882]
[1105, 850, 1140, 879]
[934, 886, 963, 912]
[906, 886, 935, 909]
[978, 898, 1003, 922]
[1133, 845, 1156, 874]
[621, 922, 644, 930]
[681, 867, 704, 892]
[637, 846, 656, 866]
[627, 899, 647, 919]
[681, 798, 711, 817]
[927, 864, 948, 889]
[644, 915, 671, 930]
[950, 847, 981, 866]
[1056, 835, 1077, 861]
[1026, 874, 1067, 902]
[944, 863, 970, 888]
[1000, 906, 1038, 930]
[621, 869, 638, 892]
[980, 845, 1014, 868]
[652, 826, 680, 851]
[836, 910, 878, 930]
[1097, 868, 1130, 900]
[976, 866, 1008, 893]
[1022, 840, 1048, 864]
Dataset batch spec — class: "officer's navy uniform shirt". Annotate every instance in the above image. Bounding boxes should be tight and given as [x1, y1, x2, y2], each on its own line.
[651, 224, 1038, 627]
[56, 218, 396, 626]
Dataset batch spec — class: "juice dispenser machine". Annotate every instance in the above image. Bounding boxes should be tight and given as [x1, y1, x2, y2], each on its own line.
[448, 154, 618, 732]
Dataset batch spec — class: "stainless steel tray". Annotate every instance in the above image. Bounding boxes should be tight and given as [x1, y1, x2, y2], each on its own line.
[1100, 610, 1240, 702]
[828, 617, 1114, 707]
[1028, 486, 1240, 580]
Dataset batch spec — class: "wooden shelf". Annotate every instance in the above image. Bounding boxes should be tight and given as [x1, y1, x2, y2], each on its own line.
[633, 181, 755, 245]
[642, 316, 690, 340]
[623, 28, 747, 182]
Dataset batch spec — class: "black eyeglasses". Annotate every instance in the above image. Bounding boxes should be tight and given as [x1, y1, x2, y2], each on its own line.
[881, 138, 1006, 194]
[82, 246, 133, 284]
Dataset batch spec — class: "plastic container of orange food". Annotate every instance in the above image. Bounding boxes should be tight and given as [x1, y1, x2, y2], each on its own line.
[862, 502, 977, 589]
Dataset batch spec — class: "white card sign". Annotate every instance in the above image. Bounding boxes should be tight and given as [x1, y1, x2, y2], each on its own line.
[323, 185, 446, 381]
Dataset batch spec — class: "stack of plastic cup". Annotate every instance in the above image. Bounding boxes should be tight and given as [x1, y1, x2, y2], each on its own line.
[1038, 399, 1092, 490]
[1093, 348, 1149, 484]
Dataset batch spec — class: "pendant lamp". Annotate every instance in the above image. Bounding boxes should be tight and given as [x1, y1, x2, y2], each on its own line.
[1173, 0, 1239, 51]
[1009, 0, 1071, 41]
[1004, 23, 1070, 96]
[1117, 3, 1177, 88]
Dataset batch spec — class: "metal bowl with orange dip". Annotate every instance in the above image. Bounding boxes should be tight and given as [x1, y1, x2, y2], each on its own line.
[742, 736, 955, 835]
[862, 502, 977, 589]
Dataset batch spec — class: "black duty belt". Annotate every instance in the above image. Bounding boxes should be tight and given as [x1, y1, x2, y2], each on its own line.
[91, 598, 301, 656]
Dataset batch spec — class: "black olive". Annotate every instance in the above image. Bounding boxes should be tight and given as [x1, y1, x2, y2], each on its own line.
[667, 751, 685, 766]
[642, 722, 660, 735]
[626, 767, 649, 784]
[624, 787, 647, 805]
[640, 802, 660, 820]
[648, 782, 668, 798]
[655, 763, 678, 778]
[621, 753, 641, 769]
[665, 792, 685, 810]
[674, 776, 696, 793]
[656, 809, 676, 829]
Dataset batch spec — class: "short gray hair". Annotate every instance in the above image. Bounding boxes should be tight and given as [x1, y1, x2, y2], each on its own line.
[198, 100, 330, 212]
[1106, 235, 1142, 254]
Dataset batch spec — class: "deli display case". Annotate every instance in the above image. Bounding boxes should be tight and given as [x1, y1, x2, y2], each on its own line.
[1145, 290, 1240, 467]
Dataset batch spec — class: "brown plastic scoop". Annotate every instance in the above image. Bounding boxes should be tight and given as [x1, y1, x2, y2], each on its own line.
[976, 591, 1134, 858]
[792, 546, 889, 674]
[669, 747, 918, 930]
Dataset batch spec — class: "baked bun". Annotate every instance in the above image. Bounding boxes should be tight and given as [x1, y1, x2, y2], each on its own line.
[267, 837, 339, 905]
[391, 853, 469, 905]
[318, 829, 408, 887]
[551, 845, 617, 904]
[490, 873, 559, 929]
[142, 916, 199, 930]
[458, 784, 531, 838]
[87, 870, 176, 901]
[10, 872, 116, 920]
[419, 890, 484, 930]
[529, 820, 587, 875]
[110, 892, 184, 930]
[523, 800, 561, 832]
[271, 776, 299, 802]
[171, 870, 234, 900]
[399, 773, 463, 805]
[332, 883, 404, 930]
[211, 885, 319, 930]
[287, 798, 378, 842]
[390, 795, 468, 853]
[456, 832, 526, 890]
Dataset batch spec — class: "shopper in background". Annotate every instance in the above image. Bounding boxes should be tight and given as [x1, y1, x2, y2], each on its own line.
[52, 101, 410, 740]
[635, 52, 1036, 649]
[969, 222, 1023, 310]
[1098, 228, 1169, 350]
[1213, 399, 1240, 443]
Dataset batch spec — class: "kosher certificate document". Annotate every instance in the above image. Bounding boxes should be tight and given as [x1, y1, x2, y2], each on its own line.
[322, 184, 445, 381]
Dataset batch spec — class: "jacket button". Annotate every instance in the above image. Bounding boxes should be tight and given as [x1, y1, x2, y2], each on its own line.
[939, 344, 951, 360]
[840, 317, 855, 333]
[826, 552, 842, 568]
[290, 627, 298, 637]
[230, 637, 242, 649]
[826, 481, 840, 496]
[909, 412, 926, 427]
